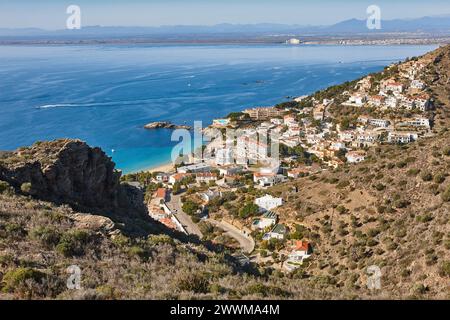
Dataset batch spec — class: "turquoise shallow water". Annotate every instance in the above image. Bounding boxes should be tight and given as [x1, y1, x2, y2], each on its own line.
[0, 44, 437, 173]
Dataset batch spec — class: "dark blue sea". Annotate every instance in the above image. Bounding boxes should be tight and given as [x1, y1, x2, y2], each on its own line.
[0, 44, 437, 173]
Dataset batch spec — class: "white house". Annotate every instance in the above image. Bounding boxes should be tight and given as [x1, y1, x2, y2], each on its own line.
[283, 114, 296, 125]
[368, 95, 386, 107]
[400, 117, 430, 128]
[388, 132, 418, 144]
[263, 224, 288, 240]
[414, 94, 432, 111]
[410, 80, 425, 90]
[355, 132, 379, 147]
[251, 211, 278, 230]
[346, 151, 367, 163]
[169, 173, 189, 185]
[200, 190, 222, 203]
[283, 241, 312, 272]
[270, 118, 283, 125]
[368, 118, 390, 128]
[401, 96, 416, 110]
[339, 131, 356, 142]
[382, 80, 403, 93]
[254, 194, 283, 212]
[347, 93, 367, 106]
[218, 165, 243, 176]
[155, 173, 170, 183]
[385, 96, 398, 108]
[253, 173, 285, 187]
[177, 163, 211, 173]
[195, 172, 218, 183]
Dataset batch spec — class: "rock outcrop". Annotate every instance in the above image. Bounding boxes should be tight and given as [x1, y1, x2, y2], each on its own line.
[0, 139, 145, 216]
[144, 121, 191, 130]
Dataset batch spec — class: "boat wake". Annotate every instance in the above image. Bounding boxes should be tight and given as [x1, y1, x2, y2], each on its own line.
[36, 103, 111, 109]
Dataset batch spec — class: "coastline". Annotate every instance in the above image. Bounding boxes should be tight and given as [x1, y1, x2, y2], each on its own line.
[144, 161, 175, 173]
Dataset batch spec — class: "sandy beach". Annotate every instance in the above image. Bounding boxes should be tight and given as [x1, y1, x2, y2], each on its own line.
[146, 162, 175, 173]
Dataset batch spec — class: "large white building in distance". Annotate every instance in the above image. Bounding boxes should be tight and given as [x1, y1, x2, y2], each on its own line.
[286, 38, 301, 45]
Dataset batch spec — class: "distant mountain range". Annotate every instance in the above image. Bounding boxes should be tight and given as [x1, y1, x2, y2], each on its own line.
[1, 15, 450, 39]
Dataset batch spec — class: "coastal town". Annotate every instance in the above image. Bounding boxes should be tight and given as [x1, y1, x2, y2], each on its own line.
[124, 52, 438, 273]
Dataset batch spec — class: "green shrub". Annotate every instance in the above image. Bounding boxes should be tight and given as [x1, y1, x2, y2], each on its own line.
[0, 180, 11, 194]
[442, 185, 450, 202]
[443, 147, 450, 156]
[394, 199, 410, 209]
[336, 205, 348, 215]
[239, 203, 259, 219]
[20, 182, 32, 194]
[111, 234, 130, 248]
[337, 180, 350, 189]
[30, 227, 61, 248]
[433, 173, 446, 184]
[182, 200, 200, 216]
[439, 261, 450, 277]
[420, 171, 433, 182]
[396, 161, 407, 168]
[56, 230, 90, 257]
[407, 168, 420, 176]
[416, 214, 433, 223]
[245, 282, 289, 298]
[128, 246, 147, 260]
[147, 234, 175, 246]
[1, 267, 45, 297]
[374, 183, 385, 191]
[4, 223, 26, 238]
[176, 272, 210, 293]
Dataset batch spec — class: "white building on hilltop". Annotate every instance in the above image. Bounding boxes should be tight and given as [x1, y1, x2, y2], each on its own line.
[255, 194, 283, 212]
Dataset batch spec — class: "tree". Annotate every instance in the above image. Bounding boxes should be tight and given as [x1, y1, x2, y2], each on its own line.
[172, 182, 182, 195]
[239, 202, 259, 219]
[340, 117, 351, 130]
[182, 199, 200, 216]
[335, 149, 347, 162]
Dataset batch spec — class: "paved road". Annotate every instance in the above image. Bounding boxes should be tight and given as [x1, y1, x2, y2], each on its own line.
[166, 194, 203, 238]
[208, 219, 255, 254]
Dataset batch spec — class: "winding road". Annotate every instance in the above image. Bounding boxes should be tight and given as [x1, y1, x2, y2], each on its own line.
[166, 192, 255, 253]
[207, 219, 255, 254]
[166, 193, 203, 238]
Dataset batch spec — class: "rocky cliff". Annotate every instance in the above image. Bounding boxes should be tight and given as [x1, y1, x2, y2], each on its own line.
[0, 139, 145, 218]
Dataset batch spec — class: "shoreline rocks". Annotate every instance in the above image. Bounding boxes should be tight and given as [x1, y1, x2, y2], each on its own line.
[144, 121, 192, 130]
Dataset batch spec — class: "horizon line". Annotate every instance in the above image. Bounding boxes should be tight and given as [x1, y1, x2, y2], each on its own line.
[2, 13, 450, 32]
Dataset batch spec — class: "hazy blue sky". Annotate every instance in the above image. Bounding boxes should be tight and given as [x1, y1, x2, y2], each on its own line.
[1, 0, 449, 29]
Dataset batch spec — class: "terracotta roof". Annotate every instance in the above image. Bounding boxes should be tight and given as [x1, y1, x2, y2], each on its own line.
[160, 217, 176, 230]
[415, 93, 430, 100]
[293, 240, 310, 252]
[155, 188, 167, 199]
[171, 173, 188, 181]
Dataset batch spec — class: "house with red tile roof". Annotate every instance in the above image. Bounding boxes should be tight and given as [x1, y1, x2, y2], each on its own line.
[154, 188, 168, 202]
[195, 172, 218, 183]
